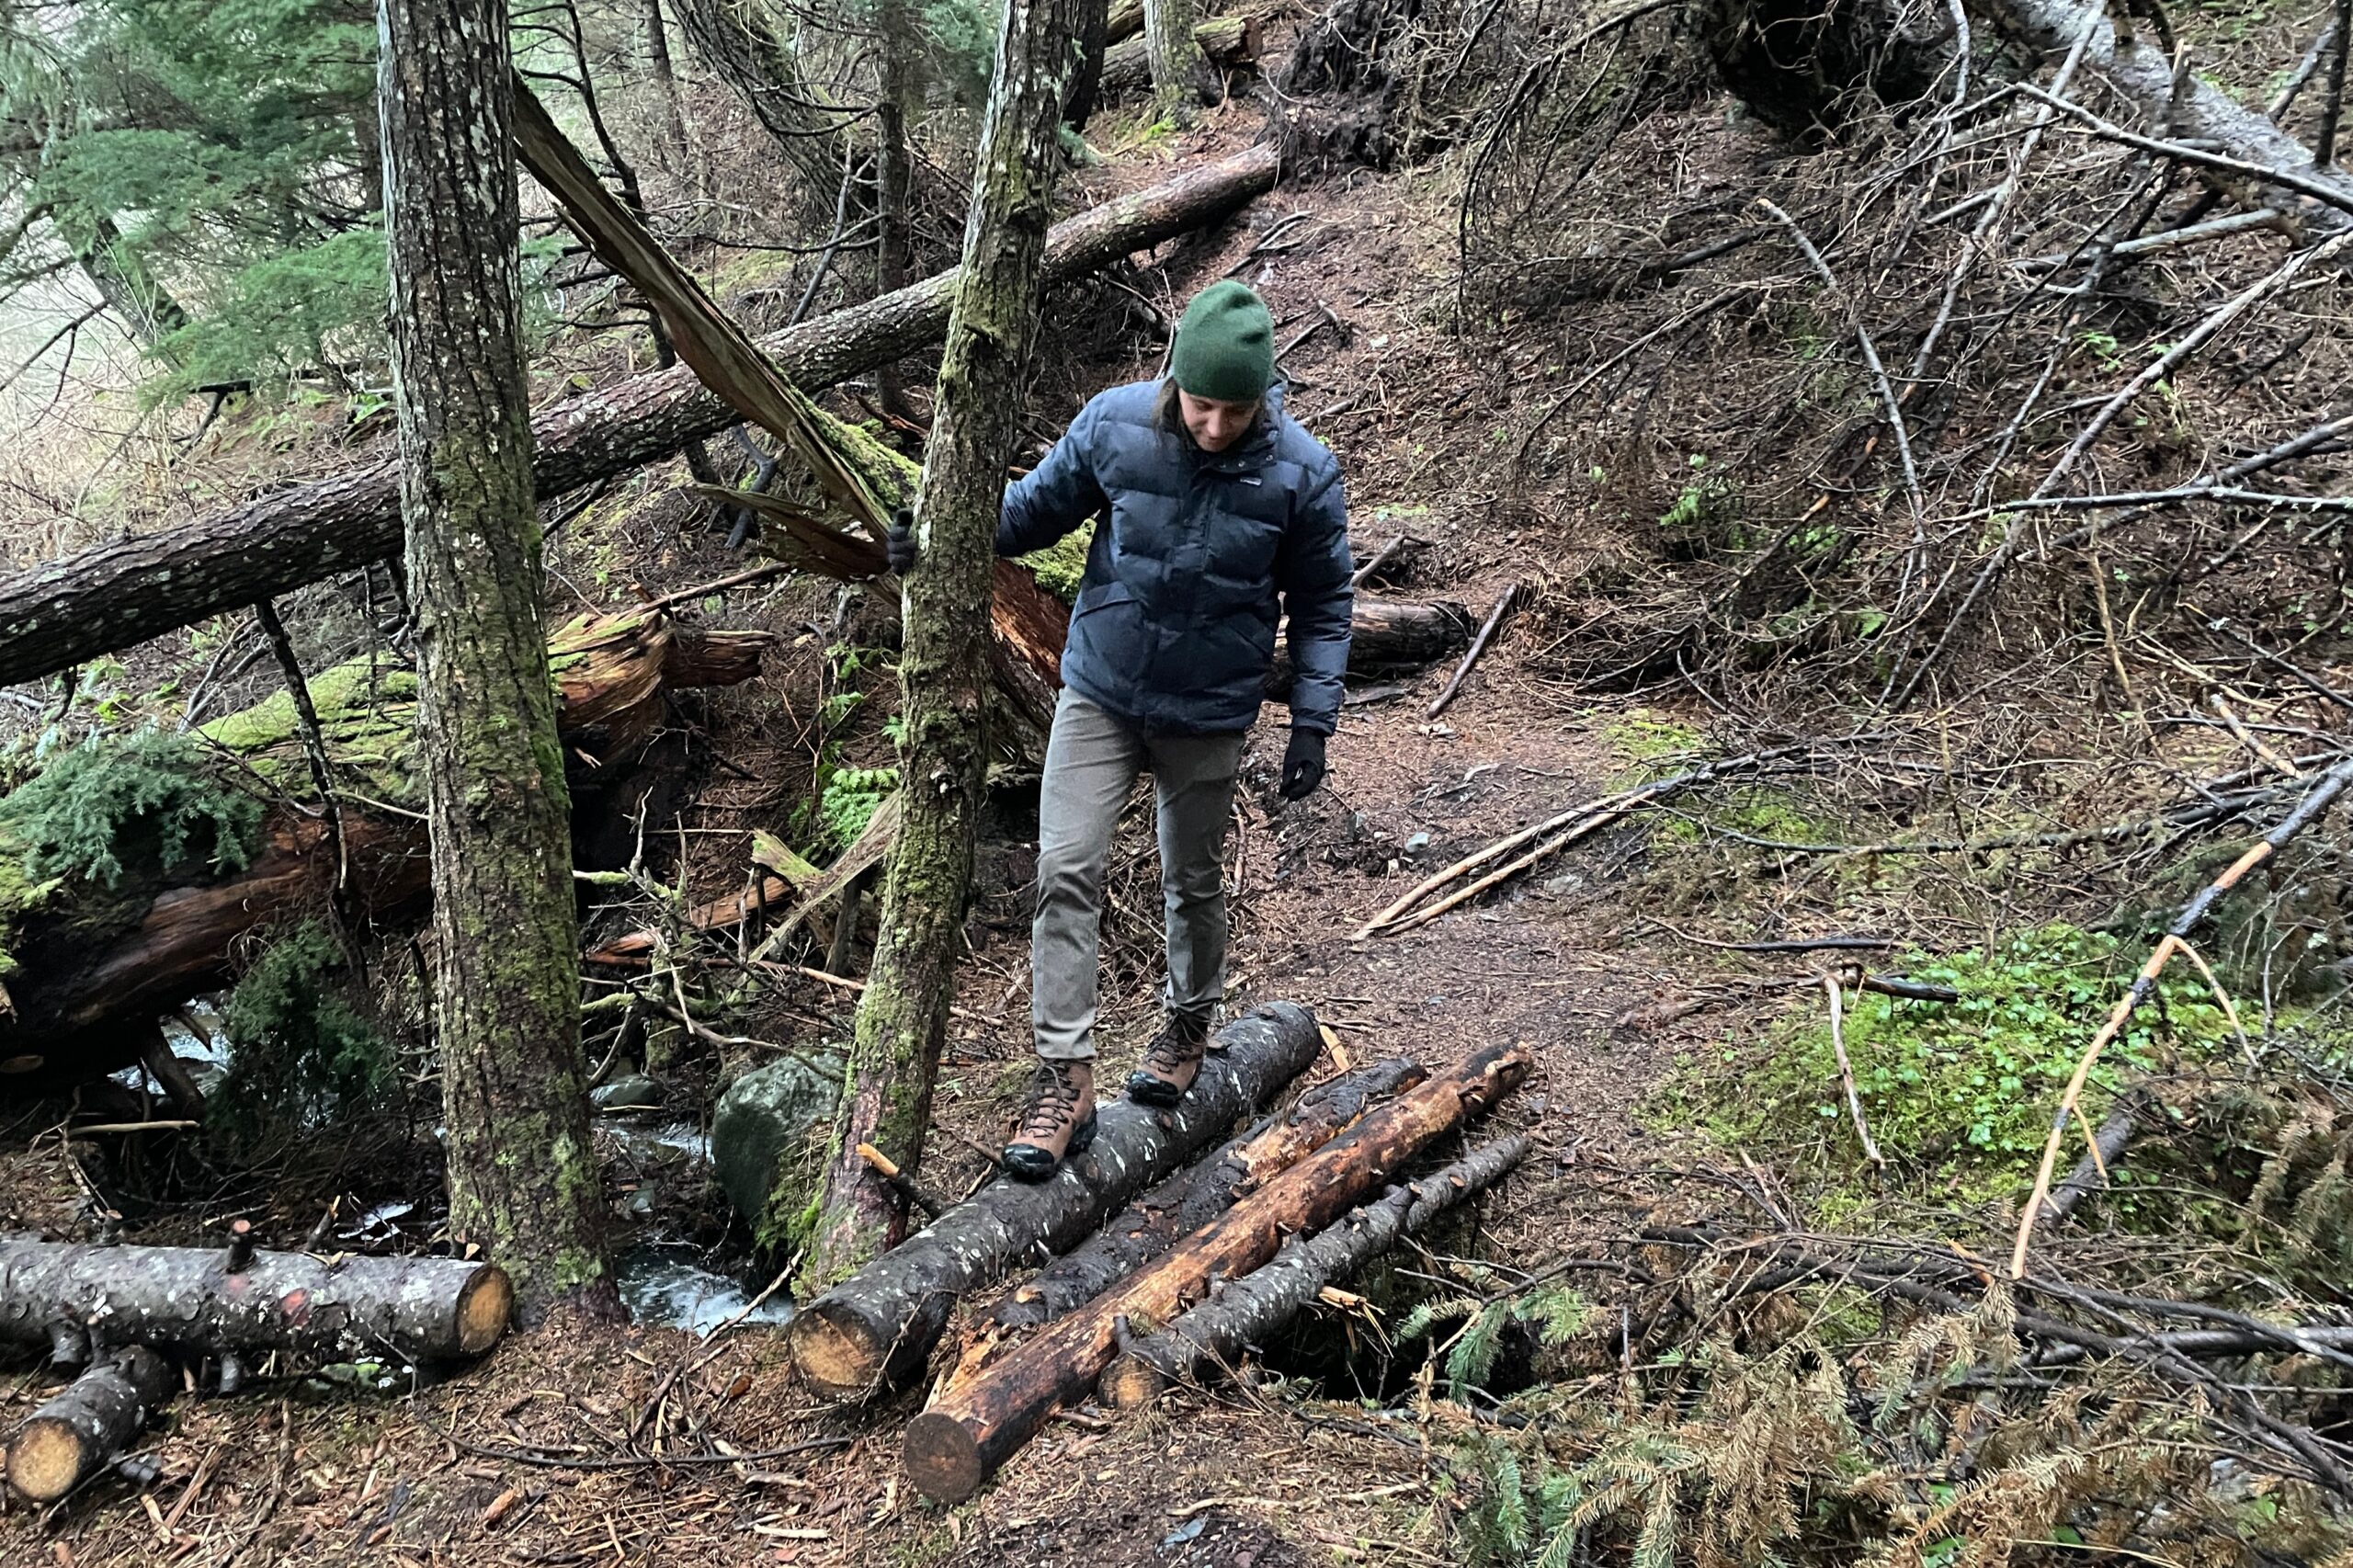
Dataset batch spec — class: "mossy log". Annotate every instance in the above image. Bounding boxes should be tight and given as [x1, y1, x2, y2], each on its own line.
[1099, 16, 1256, 102]
[785, 1003, 1324, 1401]
[901, 1043, 1529, 1503]
[1097, 1133, 1529, 1407]
[0, 609, 766, 1098]
[990, 1055, 1425, 1331]
[5, 1346, 176, 1502]
[0, 148, 1280, 691]
[0, 1238, 511, 1369]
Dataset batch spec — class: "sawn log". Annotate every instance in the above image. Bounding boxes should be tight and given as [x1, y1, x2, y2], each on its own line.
[0, 1239, 512, 1368]
[5, 1346, 176, 1502]
[1098, 1133, 1529, 1407]
[786, 1002, 1324, 1401]
[0, 148, 1280, 691]
[992, 1055, 1425, 1331]
[901, 1042, 1529, 1503]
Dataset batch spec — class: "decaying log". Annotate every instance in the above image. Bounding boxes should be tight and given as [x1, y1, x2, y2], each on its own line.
[786, 1003, 1324, 1401]
[1267, 597, 1472, 695]
[0, 149, 1280, 691]
[1099, 1133, 1529, 1407]
[6, 1346, 176, 1502]
[901, 1043, 1529, 1503]
[1099, 16, 1256, 101]
[0, 1239, 512, 1366]
[994, 1056, 1425, 1331]
[0, 609, 764, 1098]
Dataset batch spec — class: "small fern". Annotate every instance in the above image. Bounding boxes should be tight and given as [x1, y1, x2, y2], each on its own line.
[0, 728, 262, 888]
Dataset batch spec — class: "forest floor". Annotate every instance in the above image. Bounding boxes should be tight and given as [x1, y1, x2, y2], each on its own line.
[0, 96, 1774, 1565]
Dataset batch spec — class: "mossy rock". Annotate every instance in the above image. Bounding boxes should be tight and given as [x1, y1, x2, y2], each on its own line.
[710, 1051, 845, 1248]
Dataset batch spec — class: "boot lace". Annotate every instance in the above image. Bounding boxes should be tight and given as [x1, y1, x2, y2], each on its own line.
[1142, 1017, 1206, 1077]
[1017, 1062, 1082, 1142]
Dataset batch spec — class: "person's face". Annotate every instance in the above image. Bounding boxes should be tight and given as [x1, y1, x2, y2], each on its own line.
[1178, 390, 1260, 453]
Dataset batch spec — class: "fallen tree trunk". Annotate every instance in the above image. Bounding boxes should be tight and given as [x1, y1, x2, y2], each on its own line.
[994, 1055, 1425, 1330]
[6, 1346, 176, 1502]
[1099, 1133, 1529, 1406]
[0, 147, 1281, 691]
[901, 1042, 1529, 1503]
[1267, 597, 1471, 693]
[0, 1239, 512, 1367]
[0, 609, 767, 1097]
[786, 1002, 1324, 1401]
[2042, 1092, 2147, 1223]
[1973, 0, 2353, 236]
[1099, 16, 1255, 102]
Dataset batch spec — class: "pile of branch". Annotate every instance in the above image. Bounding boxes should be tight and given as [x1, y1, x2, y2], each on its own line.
[900, 1042, 1529, 1502]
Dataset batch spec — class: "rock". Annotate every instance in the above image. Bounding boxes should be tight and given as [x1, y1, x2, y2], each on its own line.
[710, 1051, 845, 1245]
[592, 1074, 665, 1111]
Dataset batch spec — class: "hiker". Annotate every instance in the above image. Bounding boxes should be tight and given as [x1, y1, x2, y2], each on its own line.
[887, 280, 1354, 1180]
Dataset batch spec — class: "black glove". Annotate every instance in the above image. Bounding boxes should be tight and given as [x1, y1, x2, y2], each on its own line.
[885, 506, 917, 574]
[1280, 728, 1327, 801]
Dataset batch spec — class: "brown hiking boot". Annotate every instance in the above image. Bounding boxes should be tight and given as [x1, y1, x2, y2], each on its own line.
[1003, 1060, 1097, 1182]
[1127, 1014, 1210, 1108]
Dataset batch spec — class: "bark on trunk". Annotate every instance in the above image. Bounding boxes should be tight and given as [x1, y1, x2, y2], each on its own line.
[800, 0, 1090, 1290]
[874, 0, 920, 418]
[786, 1002, 1322, 1400]
[78, 216, 189, 351]
[901, 1042, 1529, 1502]
[670, 0, 861, 209]
[1097, 1133, 1528, 1406]
[1065, 0, 1113, 127]
[379, 0, 611, 1310]
[5, 1346, 176, 1503]
[642, 0, 693, 171]
[991, 1056, 1425, 1330]
[0, 148, 1279, 692]
[1106, 0, 1142, 45]
[1972, 0, 2353, 233]
[1100, 16, 1253, 103]
[1142, 0, 1219, 116]
[1267, 595, 1470, 691]
[0, 1240, 511, 1367]
[0, 613, 764, 1100]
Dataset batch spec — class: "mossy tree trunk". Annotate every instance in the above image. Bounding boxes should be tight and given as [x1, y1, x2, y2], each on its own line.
[800, 0, 1086, 1288]
[378, 0, 614, 1312]
[1142, 0, 1217, 118]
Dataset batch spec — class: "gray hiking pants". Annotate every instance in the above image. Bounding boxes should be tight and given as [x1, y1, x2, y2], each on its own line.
[1032, 689, 1245, 1062]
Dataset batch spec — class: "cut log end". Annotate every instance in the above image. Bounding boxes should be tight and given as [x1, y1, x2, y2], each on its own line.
[1097, 1355, 1165, 1411]
[6, 1418, 87, 1502]
[787, 1306, 882, 1400]
[903, 1412, 985, 1505]
[456, 1266, 517, 1356]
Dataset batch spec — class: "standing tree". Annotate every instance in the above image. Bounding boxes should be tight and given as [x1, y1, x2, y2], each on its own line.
[1142, 0, 1214, 118]
[378, 0, 613, 1309]
[800, 0, 1086, 1285]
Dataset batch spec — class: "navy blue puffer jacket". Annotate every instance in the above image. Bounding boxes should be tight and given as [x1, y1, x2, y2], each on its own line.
[997, 381, 1354, 737]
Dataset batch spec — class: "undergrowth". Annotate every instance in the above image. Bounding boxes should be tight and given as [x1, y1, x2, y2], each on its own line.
[210, 921, 393, 1146]
[0, 727, 263, 890]
[1661, 925, 2238, 1214]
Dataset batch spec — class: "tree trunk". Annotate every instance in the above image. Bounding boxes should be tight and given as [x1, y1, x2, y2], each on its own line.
[642, 0, 694, 172]
[670, 0, 861, 210]
[1100, 15, 1252, 104]
[77, 215, 189, 352]
[0, 1239, 510, 1366]
[5, 1347, 176, 1503]
[0, 147, 1279, 692]
[875, 0, 920, 419]
[1970, 0, 2353, 234]
[901, 1043, 1529, 1503]
[379, 0, 612, 1312]
[1098, 1133, 1528, 1406]
[1065, 0, 1112, 127]
[786, 1002, 1322, 1400]
[991, 1055, 1425, 1331]
[801, 0, 1092, 1290]
[1142, 0, 1219, 117]
[0, 613, 766, 1100]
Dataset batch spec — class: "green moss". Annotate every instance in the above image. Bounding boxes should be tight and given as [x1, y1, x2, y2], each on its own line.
[1659, 924, 2239, 1212]
[1017, 518, 1092, 603]
[1600, 709, 1702, 781]
[201, 659, 419, 803]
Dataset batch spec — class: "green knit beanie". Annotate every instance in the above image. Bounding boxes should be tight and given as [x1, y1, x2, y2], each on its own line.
[1170, 281, 1275, 403]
